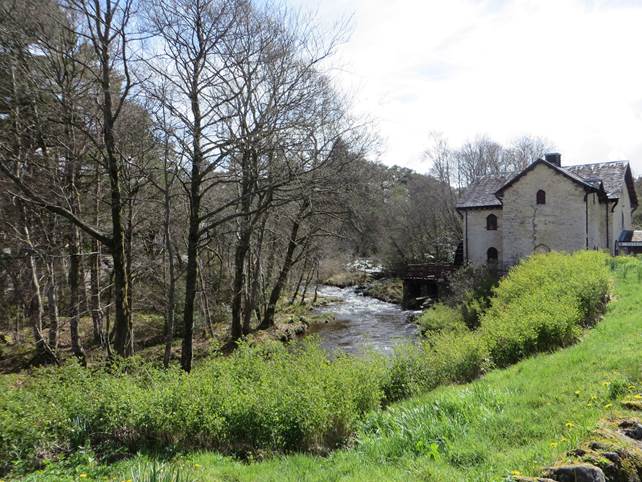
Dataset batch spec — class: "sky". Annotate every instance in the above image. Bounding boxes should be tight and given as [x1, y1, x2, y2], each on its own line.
[286, 0, 642, 175]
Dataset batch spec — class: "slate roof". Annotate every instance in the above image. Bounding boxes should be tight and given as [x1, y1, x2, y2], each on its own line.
[455, 172, 517, 209]
[565, 162, 630, 199]
[457, 160, 636, 209]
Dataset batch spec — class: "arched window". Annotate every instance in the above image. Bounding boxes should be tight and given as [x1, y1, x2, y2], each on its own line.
[487, 247, 498, 263]
[486, 214, 497, 231]
[536, 190, 546, 205]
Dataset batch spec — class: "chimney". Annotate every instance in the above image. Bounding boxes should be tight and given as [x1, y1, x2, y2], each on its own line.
[544, 152, 561, 167]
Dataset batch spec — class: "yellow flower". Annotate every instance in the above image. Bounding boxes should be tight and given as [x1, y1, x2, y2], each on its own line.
[565, 421, 575, 429]
[604, 403, 613, 409]
[574, 390, 581, 397]
[511, 470, 522, 476]
[79, 475, 88, 479]
[602, 381, 610, 386]
[549, 441, 558, 448]
[194, 464, 202, 469]
[590, 394, 598, 400]
[561, 436, 568, 442]
[634, 394, 642, 400]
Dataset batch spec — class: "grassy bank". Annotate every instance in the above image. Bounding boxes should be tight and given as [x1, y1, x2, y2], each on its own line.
[4, 253, 641, 481]
[108, 258, 639, 481]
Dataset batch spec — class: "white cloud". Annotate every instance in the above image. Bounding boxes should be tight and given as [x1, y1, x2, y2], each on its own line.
[287, 0, 642, 175]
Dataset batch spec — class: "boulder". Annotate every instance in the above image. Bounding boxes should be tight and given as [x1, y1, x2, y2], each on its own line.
[619, 420, 642, 441]
[543, 463, 606, 482]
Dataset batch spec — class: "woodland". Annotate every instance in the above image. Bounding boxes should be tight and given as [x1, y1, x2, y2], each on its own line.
[0, 0, 626, 372]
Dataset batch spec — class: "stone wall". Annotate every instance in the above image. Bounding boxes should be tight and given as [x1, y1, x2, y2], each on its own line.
[464, 208, 503, 266]
[612, 184, 633, 252]
[501, 163, 593, 266]
[586, 191, 608, 251]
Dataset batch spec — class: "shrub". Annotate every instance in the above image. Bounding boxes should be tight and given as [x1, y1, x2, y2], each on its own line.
[446, 266, 499, 329]
[426, 332, 490, 384]
[480, 289, 582, 367]
[416, 303, 467, 336]
[0, 340, 387, 475]
[479, 251, 610, 367]
[382, 344, 435, 403]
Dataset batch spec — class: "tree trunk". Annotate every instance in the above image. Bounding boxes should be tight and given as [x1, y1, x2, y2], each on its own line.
[243, 213, 268, 334]
[101, 45, 133, 357]
[67, 225, 87, 365]
[259, 204, 307, 330]
[89, 237, 104, 346]
[231, 229, 250, 339]
[299, 261, 315, 305]
[198, 258, 215, 338]
[181, 202, 200, 371]
[231, 151, 253, 341]
[312, 263, 319, 304]
[46, 260, 59, 351]
[163, 221, 176, 368]
[290, 262, 306, 305]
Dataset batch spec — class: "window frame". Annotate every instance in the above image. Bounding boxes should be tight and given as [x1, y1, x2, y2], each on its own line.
[486, 213, 498, 231]
[536, 189, 546, 205]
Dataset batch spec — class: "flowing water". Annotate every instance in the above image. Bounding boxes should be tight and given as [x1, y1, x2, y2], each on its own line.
[307, 285, 420, 355]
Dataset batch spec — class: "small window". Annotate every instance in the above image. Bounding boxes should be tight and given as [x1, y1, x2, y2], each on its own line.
[536, 190, 546, 205]
[486, 214, 497, 231]
[487, 247, 498, 263]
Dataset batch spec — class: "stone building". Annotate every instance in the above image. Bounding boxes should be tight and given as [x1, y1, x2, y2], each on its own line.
[456, 153, 638, 268]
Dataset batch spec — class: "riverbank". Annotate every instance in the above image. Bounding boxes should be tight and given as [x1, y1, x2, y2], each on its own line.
[0, 295, 337, 375]
[65, 256, 641, 481]
[3, 252, 637, 481]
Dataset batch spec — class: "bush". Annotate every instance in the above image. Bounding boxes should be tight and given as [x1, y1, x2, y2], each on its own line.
[0, 340, 387, 475]
[446, 266, 499, 329]
[416, 303, 467, 336]
[382, 344, 435, 403]
[479, 251, 610, 367]
[426, 332, 490, 384]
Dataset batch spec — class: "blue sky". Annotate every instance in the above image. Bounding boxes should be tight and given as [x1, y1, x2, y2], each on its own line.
[286, 0, 642, 175]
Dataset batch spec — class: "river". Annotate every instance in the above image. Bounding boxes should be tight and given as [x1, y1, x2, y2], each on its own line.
[306, 285, 420, 355]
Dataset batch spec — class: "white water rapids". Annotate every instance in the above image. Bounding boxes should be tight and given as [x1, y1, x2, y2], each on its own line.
[306, 285, 420, 355]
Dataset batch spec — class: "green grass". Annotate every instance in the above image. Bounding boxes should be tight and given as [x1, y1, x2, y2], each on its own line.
[16, 259, 642, 481]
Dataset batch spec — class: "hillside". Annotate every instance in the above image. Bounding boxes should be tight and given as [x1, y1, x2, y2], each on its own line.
[12, 257, 641, 481]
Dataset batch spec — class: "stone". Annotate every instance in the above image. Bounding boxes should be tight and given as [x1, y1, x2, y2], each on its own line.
[588, 441, 609, 451]
[619, 420, 642, 440]
[543, 463, 606, 482]
[569, 448, 587, 457]
[601, 451, 621, 464]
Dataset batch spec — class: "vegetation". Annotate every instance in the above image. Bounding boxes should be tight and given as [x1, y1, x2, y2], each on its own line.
[14, 253, 637, 482]
[419, 251, 610, 369]
[361, 278, 403, 304]
[0, 251, 628, 480]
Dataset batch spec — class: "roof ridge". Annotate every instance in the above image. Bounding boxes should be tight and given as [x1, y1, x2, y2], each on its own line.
[565, 160, 627, 168]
